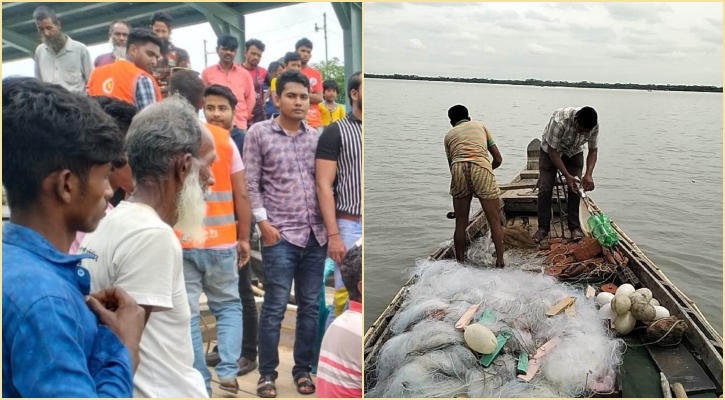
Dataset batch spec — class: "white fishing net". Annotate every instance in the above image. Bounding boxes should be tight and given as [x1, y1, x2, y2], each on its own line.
[367, 257, 625, 398]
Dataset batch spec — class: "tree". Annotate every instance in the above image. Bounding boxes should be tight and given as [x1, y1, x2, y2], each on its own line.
[310, 57, 347, 104]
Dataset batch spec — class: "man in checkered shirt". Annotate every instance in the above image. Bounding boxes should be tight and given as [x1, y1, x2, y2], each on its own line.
[533, 106, 599, 244]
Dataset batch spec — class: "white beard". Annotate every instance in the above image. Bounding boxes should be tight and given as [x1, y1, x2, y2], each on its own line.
[174, 163, 210, 246]
[110, 38, 126, 59]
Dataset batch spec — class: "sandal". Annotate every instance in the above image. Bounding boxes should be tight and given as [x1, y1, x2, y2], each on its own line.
[237, 357, 258, 376]
[294, 372, 316, 395]
[532, 229, 549, 244]
[570, 228, 584, 242]
[219, 378, 239, 394]
[257, 375, 277, 398]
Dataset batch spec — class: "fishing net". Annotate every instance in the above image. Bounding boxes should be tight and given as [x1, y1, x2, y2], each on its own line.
[368, 257, 625, 398]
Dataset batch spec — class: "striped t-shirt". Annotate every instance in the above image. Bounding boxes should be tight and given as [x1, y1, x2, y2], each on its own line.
[444, 120, 497, 171]
[316, 301, 362, 398]
[315, 112, 362, 216]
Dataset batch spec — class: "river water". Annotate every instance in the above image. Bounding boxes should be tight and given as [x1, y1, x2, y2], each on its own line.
[363, 78, 723, 334]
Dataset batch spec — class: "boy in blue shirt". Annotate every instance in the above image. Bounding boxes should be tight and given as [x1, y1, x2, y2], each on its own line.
[2, 77, 145, 397]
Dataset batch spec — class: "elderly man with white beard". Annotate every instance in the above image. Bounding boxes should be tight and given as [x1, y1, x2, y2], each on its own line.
[94, 20, 131, 67]
[79, 95, 216, 398]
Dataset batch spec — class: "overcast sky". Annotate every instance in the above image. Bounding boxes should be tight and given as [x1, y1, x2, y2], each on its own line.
[364, 2, 723, 86]
[2, 2, 344, 78]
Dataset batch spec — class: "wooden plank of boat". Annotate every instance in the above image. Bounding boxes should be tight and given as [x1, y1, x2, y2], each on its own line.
[643, 341, 717, 394]
[364, 138, 723, 396]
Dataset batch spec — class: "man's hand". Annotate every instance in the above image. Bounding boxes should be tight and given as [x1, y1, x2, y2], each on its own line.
[582, 174, 595, 192]
[260, 223, 282, 247]
[565, 174, 578, 193]
[237, 240, 251, 268]
[328, 234, 347, 265]
[85, 286, 145, 372]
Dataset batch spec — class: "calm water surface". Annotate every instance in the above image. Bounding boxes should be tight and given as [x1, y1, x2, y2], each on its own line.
[364, 78, 723, 334]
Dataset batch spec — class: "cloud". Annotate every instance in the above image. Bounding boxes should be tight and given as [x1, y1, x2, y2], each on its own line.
[602, 3, 672, 23]
[497, 20, 534, 31]
[479, 45, 497, 54]
[474, 9, 520, 21]
[526, 43, 555, 55]
[707, 18, 722, 28]
[546, 3, 589, 11]
[440, 31, 480, 41]
[608, 44, 642, 60]
[569, 23, 617, 43]
[525, 10, 554, 22]
[406, 38, 426, 50]
[364, 2, 404, 10]
[690, 26, 722, 45]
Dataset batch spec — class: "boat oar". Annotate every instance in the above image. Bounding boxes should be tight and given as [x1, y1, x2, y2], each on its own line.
[574, 179, 594, 237]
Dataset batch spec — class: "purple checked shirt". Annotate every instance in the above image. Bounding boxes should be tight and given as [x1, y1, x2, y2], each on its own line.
[243, 118, 327, 248]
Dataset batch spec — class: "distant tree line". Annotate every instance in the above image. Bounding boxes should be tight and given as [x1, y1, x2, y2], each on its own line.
[366, 73, 723, 93]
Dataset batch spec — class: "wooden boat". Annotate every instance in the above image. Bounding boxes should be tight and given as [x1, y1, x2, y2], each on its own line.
[363, 138, 723, 398]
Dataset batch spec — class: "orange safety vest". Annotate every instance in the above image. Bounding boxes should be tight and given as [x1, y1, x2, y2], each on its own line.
[174, 123, 237, 248]
[87, 59, 162, 105]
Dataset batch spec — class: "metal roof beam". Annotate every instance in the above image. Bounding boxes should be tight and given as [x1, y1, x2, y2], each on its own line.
[2, 28, 37, 57]
[187, 3, 243, 30]
[4, 3, 108, 30]
[62, 3, 186, 37]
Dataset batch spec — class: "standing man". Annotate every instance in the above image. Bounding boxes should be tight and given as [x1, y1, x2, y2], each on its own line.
[87, 28, 163, 110]
[94, 20, 131, 67]
[202, 84, 261, 377]
[79, 97, 214, 398]
[296, 38, 324, 133]
[202, 35, 256, 133]
[533, 106, 599, 244]
[316, 71, 363, 323]
[168, 71, 253, 395]
[245, 70, 328, 398]
[316, 244, 363, 398]
[3, 77, 145, 397]
[444, 105, 505, 268]
[32, 6, 93, 95]
[149, 11, 191, 98]
[69, 96, 138, 254]
[242, 39, 268, 125]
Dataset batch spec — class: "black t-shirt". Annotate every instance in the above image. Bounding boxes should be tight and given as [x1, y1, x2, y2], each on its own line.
[315, 113, 362, 215]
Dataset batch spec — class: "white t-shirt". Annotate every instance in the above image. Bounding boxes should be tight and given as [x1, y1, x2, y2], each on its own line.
[79, 201, 208, 398]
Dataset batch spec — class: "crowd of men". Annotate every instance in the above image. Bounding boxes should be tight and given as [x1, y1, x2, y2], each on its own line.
[3, 5, 362, 399]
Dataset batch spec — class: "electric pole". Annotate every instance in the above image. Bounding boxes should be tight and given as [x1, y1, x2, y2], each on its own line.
[314, 12, 328, 63]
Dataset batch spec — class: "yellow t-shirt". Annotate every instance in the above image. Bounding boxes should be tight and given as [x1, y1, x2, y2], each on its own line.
[319, 103, 346, 126]
[270, 77, 276, 92]
[444, 120, 496, 171]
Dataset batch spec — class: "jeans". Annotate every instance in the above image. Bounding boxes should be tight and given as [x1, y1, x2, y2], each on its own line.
[184, 248, 243, 394]
[325, 218, 362, 329]
[238, 251, 258, 360]
[258, 232, 327, 380]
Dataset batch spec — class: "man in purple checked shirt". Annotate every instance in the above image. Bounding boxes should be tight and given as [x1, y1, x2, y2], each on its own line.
[243, 69, 327, 398]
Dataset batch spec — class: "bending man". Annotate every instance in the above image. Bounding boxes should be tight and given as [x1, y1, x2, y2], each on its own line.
[444, 105, 504, 267]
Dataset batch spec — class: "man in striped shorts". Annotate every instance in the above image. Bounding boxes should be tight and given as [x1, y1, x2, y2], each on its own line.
[444, 105, 505, 268]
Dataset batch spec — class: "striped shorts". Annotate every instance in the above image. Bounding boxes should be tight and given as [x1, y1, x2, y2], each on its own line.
[450, 162, 500, 200]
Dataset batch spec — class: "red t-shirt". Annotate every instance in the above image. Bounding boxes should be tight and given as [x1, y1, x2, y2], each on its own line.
[300, 66, 323, 128]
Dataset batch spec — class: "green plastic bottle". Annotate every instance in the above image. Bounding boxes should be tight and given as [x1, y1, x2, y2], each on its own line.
[587, 214, 619, 248]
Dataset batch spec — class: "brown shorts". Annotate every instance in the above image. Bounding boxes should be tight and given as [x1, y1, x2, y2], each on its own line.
[450, 162, 500, 200]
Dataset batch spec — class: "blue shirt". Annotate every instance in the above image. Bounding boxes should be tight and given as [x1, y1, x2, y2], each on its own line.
[2, 222, 134, 397]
